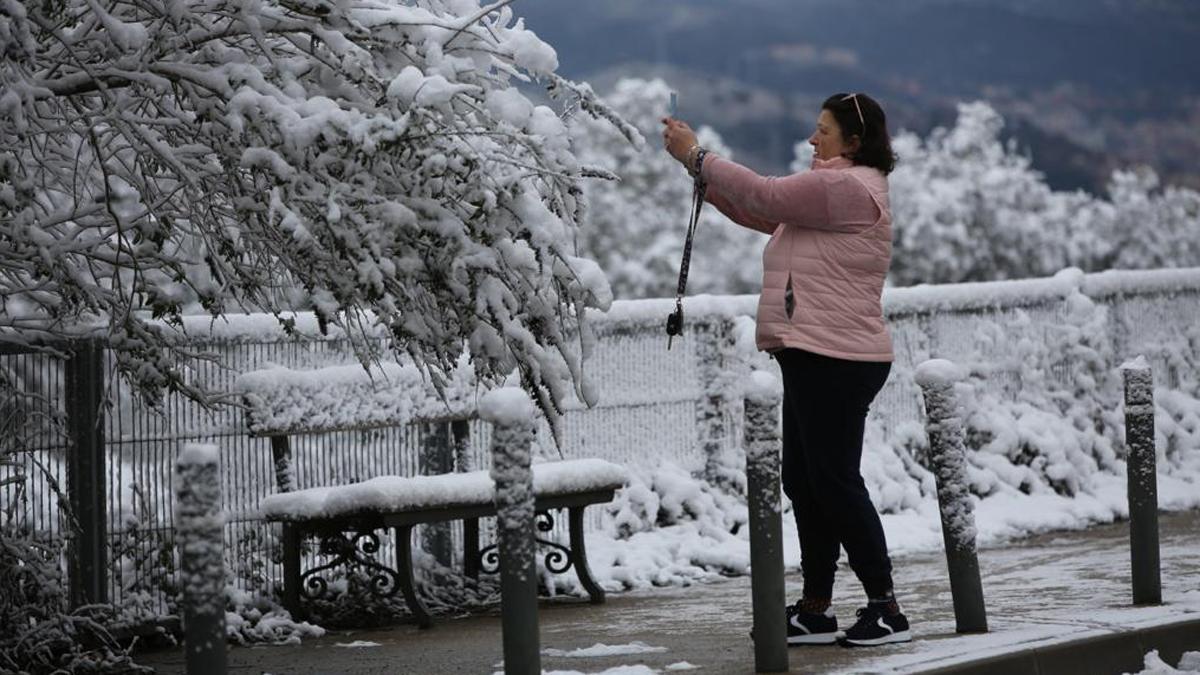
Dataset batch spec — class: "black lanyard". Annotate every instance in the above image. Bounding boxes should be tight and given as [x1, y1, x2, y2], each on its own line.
[666, 176, 707, 350]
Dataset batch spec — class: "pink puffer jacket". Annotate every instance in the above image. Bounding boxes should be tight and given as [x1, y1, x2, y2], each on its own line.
[700, 155, 894, 362]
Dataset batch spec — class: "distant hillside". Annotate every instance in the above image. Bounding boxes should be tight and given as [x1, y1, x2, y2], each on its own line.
[517, 0, 1200, 192]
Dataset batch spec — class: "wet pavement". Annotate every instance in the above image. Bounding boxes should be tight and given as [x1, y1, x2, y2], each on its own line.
[136, 509, 1200, 674]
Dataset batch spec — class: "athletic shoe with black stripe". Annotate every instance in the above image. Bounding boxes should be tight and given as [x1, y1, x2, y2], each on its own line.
[786, 603, 841, 645]
[837, 604, 912, 647]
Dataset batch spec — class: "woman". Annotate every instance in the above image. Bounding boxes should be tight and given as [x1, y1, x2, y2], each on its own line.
[662, 93, 909, 648]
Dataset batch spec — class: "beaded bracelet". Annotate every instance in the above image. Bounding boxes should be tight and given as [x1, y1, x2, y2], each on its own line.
[685, 144, 701, 171]
[691, 148, 710, 178]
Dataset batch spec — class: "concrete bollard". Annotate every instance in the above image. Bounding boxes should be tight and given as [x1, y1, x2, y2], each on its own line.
[743, 371, 788, 673]
[1121, 356, 1161, 605]
[174, 443, 228, 675]
[915, 360, 988, 634]
[481, 388, 541, 675]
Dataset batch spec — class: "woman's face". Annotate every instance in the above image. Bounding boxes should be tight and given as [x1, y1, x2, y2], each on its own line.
[808, 109, 855, 161]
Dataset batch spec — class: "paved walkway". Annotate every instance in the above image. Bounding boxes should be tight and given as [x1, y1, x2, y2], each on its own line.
[138, 510, 1200, 674]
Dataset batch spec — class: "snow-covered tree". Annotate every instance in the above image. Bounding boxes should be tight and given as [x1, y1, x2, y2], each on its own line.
[876, 101, 1200, 286]
[0, 0, 639, 418]
[1102, 168, 1200, 271]
[888, 102, 1076, 284]
[569, 78, 764, 299]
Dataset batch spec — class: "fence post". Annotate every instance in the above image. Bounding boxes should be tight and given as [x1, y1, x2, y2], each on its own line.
[65, 337, 107, 608]
[420, 420, 454, 567]
[481, 388, 540, 675]
[1121, 356, 1161, 605]
[452, 418, 472, 472]
[696, 319, 738, 491]
[915, 359, 988, 634]
[174, 443, 227, 675]
[743, 371, 788, 673]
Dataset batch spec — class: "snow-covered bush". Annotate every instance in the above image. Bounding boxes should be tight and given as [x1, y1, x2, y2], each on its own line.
[569, 78, 765, 299]
[1, 369, 150, 672]
[0, 0, 637, 427]
[1, 516, 149, 672]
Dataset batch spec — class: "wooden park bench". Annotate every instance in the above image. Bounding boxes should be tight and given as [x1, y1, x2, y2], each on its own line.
[238, 362, 626, 628]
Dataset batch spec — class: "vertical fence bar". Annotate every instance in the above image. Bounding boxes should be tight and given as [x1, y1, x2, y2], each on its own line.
[743, 372, 788, 673]
[65, 337, 107, 608]
[1121, 357, 1161, 605]
[452, 418, 472, 472]
[420, 420, 454, 567]
[174, 443, 227, 675]
[915, 359, 988, 634]
[482, 389, 540, 675]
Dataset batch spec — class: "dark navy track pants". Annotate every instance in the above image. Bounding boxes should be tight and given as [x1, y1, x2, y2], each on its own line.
[774, 347, 894, 600]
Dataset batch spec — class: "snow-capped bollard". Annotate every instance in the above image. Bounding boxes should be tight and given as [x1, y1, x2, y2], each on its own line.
[1121, 356, 1161, 605]
[696, 320, 737, 491]
[914, 360, 988, 634]
[743, 371, 788, 673]
[174, 443, 227, 675]
[481, 388, 541, 675]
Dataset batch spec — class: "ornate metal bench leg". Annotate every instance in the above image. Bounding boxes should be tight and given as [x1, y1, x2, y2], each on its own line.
[282, 522, 303, 618]
[395, 525, 433, 629]
[568, 507, 605, 604]
[464, 517, 480, 580]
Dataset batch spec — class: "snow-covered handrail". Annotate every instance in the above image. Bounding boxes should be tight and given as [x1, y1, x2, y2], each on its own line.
[174, 267, 1200, 342]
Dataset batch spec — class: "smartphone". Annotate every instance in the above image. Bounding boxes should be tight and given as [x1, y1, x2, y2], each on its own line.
[669, 92, 678, 118]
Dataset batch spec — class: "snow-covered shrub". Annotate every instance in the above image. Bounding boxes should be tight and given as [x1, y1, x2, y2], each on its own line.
[0, 370, 150, 672]
[224, 586, 324, 645]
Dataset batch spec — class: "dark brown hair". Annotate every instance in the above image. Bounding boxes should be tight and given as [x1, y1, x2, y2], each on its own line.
[822, 93, 897, 175]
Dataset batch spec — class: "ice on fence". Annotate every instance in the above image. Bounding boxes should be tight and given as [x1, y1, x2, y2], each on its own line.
[1084, 268, 1200, 298]
[885, 267, 1084, 315]
[258, 459, 626, 520]
[598, 294, 759, 325]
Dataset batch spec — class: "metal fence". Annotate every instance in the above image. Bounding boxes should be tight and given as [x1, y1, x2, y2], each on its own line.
[2, 268, 1198, 625]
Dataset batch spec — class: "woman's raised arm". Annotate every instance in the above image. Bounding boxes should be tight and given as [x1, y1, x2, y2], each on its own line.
[704, 182, 779, 235]
[701, 156, 864, 233]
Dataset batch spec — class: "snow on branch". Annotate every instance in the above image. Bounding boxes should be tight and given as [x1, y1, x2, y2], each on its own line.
[0, 0, 633, 424]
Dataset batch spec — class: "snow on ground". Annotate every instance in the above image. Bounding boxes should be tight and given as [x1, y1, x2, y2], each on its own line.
[1129, 651, 1200, 675]
[334, 640, 382, 648]
[502, 662, 694, 675]
[564, 459, 1200, 599]
[542, 642, 668, 658]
